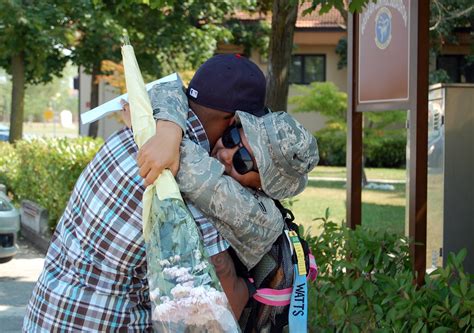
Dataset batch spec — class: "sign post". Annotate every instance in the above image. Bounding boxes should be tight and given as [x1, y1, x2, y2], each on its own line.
[347, 0, 429, 285]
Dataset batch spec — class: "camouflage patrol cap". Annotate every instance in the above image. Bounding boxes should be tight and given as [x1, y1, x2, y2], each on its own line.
[236, 110, 319, 200]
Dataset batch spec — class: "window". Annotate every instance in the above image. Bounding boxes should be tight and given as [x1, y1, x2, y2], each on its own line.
[290, 55, 326, 84]
[436, 55, 474, 83]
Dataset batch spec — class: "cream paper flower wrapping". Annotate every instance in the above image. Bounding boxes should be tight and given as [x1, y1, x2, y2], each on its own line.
[122, 41, 239, 333]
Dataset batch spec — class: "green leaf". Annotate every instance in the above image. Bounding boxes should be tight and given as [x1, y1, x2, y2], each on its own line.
[351, 278, 363, 293]
[348, 0, 368, 13]
[319, 3, 333, 14]
[432, 327, 451, 333]
[459, 314, 470, 328]
[364, 283, 375, 299]
[325, 207, 330, 220]
[350, 323, 360, 333]
[450, 285, 462, 298]
[456, 248, 467, 264]
[343, 277, 351, 291]
[429, 305, 445, 318]
[421, 324, 428, 333]
[460, 278, 468, 297]
[374, 304, 383, 315]
[411, 320, 424, 333]
[349, 295, 358, 308]
[450, 302, 460, 316]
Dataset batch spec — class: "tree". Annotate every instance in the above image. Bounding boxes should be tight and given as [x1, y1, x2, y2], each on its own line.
[67, 1, 123, 137]
[0, 1, 71, 142]
[265, 0, 299, 112]
[226, 18, 271, 58]
[262, 0, 369, 112]
[306, 0, 374, 14]
[110, 0, 241, 75]
[71, 0, 246, 137]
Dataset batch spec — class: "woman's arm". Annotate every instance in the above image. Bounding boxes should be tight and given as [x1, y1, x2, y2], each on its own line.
[176, 138, 283, 269]
[130, 80, 189, 182]
[144, 79, 284, 269]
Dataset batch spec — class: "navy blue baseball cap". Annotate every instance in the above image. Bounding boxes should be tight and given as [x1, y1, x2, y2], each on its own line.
[186, 54, 267, 117]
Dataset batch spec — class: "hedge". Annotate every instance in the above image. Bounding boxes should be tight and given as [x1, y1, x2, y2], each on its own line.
[0, 137, 103, 230]
[316, 129, 406, 168]
[0, 141, 18, 192]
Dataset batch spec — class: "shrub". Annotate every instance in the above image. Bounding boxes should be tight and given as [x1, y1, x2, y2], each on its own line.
[314, 130, 406, 168]
[0, 142, 19, 192]
[365, 135, 406, 168]
[315, 129, 347, 166]
[305, 210, 474, 332]
[8, 137, 102, 230]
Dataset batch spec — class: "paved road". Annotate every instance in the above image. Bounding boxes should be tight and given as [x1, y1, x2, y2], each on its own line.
[0, 237, 45, 332]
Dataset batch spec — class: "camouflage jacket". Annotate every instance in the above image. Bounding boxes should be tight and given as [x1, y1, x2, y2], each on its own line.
[149, 79, 284, 269]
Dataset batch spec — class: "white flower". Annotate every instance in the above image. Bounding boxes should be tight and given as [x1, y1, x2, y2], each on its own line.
[182, 281, 194, 288]
[149, 288, 160, 302]
[194, 249, 202, 261]
[170, 283, 192, 298]
[158, 259, 170, 267]
[160, 296, 170, 303]
[163, 266, 192, 280]
[193, 261, 208, 271]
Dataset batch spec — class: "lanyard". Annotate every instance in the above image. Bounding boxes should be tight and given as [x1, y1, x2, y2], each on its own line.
[287, 230, 308, 332]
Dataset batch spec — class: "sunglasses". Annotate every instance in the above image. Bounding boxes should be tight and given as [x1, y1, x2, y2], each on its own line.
[221, 124, 257, 175]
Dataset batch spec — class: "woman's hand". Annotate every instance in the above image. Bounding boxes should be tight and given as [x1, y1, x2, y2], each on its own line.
[137, 120, 183, 185]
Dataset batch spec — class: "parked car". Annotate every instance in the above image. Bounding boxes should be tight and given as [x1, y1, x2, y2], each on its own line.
[0, 124, 9, 141]
[0, 188, 20, 263]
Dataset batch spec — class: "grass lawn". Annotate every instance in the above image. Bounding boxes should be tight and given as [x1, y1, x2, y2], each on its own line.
[310, 166, 406, 181]
[291, 179, 406, 237]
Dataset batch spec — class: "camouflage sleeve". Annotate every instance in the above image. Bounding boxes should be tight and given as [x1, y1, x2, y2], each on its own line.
[148, 79, 188, 132]
[148, 79, 284, 269]
[176, 138, 284, 270]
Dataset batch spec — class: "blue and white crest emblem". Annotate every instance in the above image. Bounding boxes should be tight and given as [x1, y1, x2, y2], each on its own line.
[375, 7, 392, 50]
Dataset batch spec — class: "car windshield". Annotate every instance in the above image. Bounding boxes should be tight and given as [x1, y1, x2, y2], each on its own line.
[0, 197, 13, 211]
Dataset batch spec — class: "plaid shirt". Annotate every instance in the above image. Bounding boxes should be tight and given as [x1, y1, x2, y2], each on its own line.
[23, 109, 229, 332]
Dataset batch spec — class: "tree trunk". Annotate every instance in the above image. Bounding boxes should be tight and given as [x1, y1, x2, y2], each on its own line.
[265, 0, 298, 112]
[87, 62, 100, 138]
[9, 53, 25, 143]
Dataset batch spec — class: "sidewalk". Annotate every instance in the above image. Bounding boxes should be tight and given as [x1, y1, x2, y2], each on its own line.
[0, 237, 45, 332]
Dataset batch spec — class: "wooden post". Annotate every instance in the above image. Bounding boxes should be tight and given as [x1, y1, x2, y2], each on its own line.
[346, 13, 362, 229]
[409, 0, 429, 286]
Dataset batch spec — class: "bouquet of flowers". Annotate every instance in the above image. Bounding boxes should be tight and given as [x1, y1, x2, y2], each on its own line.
[122, 38, 239, 332]
[145, 193, 238, 332]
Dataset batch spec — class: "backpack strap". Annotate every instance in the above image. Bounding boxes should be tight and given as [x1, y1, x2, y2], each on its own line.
[252, 282, 292, 306]
[308, 251, 318, 282]
[250, 247, 319, 307]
